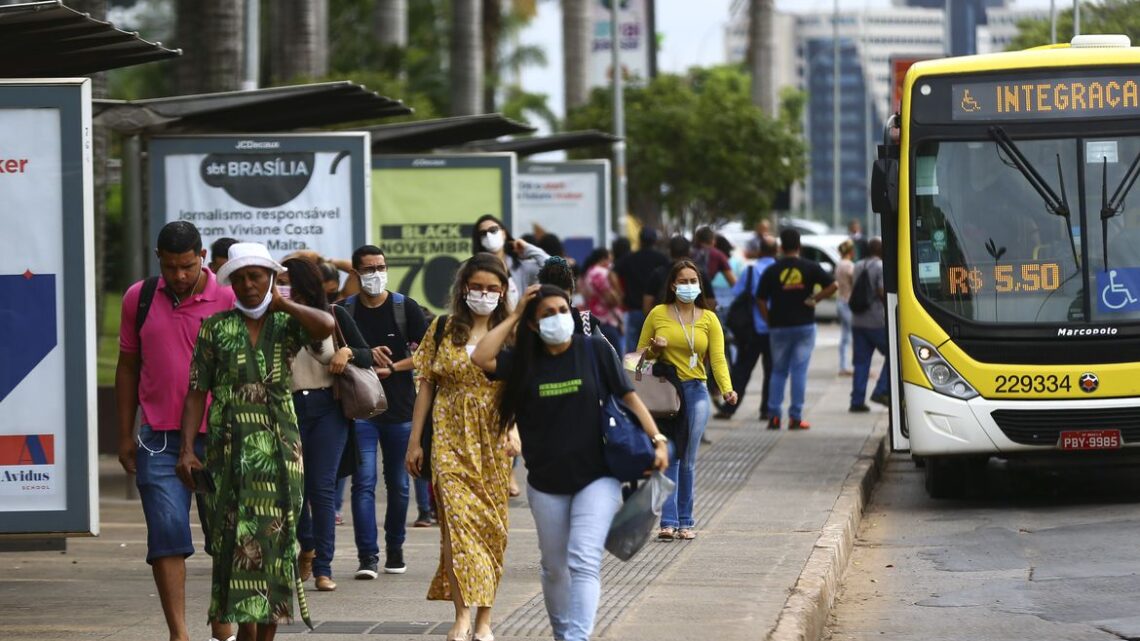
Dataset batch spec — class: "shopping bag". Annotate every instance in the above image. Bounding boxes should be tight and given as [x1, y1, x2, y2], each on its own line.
[604, 471, 676, 561]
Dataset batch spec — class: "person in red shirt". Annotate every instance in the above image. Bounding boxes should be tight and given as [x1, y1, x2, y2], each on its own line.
[691, 226, 737, 299]
[116, 221, 236, 641]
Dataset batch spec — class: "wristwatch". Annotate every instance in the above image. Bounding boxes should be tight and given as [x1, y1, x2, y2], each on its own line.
[651, 434, 668, 446]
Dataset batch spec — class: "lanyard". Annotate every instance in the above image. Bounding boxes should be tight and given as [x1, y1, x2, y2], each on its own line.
[673, 304, 698, 369]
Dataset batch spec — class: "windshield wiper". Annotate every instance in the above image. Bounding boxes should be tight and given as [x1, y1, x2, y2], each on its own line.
[1098, 148, 1140, 270]
[988, 127, 1079, 266]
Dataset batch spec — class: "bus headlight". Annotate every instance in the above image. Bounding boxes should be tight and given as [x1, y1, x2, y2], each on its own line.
[909, 335, 979, 400]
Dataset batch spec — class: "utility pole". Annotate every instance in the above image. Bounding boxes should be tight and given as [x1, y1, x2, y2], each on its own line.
[1073, 0, 1080, 37]
[832, 0, 841, 231]
[242, 0, 259, 90]
[611, 0, 627, 238]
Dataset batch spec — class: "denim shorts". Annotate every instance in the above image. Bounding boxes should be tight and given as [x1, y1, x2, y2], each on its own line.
[134, 424, 208, 564]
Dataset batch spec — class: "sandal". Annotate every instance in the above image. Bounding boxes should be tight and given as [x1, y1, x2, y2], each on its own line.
[677, 528, 696, 540]
[657, 527, 676, 541]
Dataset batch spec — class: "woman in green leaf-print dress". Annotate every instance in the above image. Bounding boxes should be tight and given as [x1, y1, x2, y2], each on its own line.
[177, 244, 334, 641]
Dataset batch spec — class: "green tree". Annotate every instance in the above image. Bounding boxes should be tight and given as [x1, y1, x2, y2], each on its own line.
[566, 65, 805, 229]
[1010, 0, 1140, 50]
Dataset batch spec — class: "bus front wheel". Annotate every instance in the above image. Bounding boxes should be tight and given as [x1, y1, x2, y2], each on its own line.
[923, 456, 987, 499]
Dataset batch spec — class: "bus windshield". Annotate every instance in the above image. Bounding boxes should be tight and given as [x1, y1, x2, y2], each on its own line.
[912, 136, 1140, 325]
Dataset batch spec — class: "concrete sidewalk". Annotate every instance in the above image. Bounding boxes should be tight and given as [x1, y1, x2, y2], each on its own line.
[0, 324, 887, 641]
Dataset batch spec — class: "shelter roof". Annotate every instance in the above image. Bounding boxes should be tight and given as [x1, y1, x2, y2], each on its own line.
[0, 1, 179, 77]
[363, 113, 535, 153]
[462, 130, 620, 156]
[93, 82, 411, 135]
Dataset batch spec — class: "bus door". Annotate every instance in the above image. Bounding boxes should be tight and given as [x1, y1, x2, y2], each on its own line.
[871, 134, 909, 451]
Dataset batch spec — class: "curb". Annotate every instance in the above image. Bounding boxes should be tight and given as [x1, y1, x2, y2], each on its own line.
[767, 424, 889, 641]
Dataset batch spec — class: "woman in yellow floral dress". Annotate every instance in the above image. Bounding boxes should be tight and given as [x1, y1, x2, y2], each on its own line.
[406, 253, 520, 641]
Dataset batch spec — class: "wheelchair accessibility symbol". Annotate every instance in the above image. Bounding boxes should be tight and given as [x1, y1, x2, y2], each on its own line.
[1098, 269, 1140, 312]
[960, 89, 981, 113]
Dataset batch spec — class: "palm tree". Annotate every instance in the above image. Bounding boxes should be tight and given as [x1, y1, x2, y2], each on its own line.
[271, 0, 330, 83]
[451, 0, 484, 115]
[562, 0, 591, 113]
[748, 0, 774, 114]
[375, 0, 408, 49]
[174, 0, 244, 94]
[482, 0, 503, 112]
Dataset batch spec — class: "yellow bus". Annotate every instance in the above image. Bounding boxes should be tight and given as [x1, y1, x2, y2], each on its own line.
[870, 35, 1140, 498]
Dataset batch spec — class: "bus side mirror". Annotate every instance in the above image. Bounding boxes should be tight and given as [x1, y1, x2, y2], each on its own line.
[871, 148, 900, 295]
[870, 156, 898, 218]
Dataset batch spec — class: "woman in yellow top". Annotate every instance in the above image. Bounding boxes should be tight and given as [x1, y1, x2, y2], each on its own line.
[638, 259, 737, 540]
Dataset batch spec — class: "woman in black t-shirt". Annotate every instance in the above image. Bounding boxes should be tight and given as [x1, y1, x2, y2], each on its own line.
[472, 285, 668, 641]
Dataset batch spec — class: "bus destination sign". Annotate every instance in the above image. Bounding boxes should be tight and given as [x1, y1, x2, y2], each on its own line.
[952, 76, 1140, 121]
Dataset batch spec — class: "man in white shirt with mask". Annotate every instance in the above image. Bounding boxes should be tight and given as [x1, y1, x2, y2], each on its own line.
[337, 245, 430, 579]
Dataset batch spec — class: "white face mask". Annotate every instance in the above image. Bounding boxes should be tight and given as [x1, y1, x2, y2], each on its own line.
[360, 271, 387, 297]
[538, 311, 575, 345]
[235, 275, 274, 319]
[675, 283, 701, 304]
[481, 229, 506, 253]
[466, 291, 500, 316]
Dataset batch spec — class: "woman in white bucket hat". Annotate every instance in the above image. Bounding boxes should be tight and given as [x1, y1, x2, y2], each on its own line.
[176, 242, 334, 638]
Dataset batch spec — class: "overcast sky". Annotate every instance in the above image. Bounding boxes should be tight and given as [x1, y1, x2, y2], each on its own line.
[519, 0, 1060, 123]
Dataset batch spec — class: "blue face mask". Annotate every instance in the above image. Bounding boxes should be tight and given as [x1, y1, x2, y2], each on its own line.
[675, 283, 701, 303]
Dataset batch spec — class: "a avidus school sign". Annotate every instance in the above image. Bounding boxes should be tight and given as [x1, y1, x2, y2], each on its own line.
[0, 79, 99, 537]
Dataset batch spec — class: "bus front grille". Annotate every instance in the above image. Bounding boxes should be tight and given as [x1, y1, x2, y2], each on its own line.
[991, 408, 1140, 446]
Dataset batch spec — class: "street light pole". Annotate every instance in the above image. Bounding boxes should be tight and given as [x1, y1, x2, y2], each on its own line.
[1073, 0, 1080, 37]
[832, 0, 841, 231]
[611, 0, 627, 238]
[242, 0, 259, 90]
[1050, 0, 1057, 44]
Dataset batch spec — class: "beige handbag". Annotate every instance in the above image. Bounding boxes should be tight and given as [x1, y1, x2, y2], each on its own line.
[332, 313, 388, 420]
[623, 350, 681, 418]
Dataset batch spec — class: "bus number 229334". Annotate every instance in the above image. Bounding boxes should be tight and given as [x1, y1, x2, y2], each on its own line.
[994, 373, 1072, 393]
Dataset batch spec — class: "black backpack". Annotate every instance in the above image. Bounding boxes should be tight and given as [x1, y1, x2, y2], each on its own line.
[726, 265, 757, 340]
[848, 262, 875, 314]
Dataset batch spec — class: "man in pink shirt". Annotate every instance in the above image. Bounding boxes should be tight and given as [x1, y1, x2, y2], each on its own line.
[116, 221, 236, 641]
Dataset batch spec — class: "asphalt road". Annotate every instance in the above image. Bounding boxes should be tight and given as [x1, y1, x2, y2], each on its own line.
[825, 454, 1140, 641]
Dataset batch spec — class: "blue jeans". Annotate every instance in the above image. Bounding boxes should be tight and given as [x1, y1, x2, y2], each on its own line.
[351, 419, 412, 558]
[852, 326, 890, 406]
[414, 476, 432, 514]
[624, 310, 646, 353]
[294, 389, 350, 578]
[837, 300, 853, 371]
[135, 424, 208, 564]
[340, 475, 428, 513]
[661, 381, 711, 529]
[767, 324, 817, 421]
[528, 477, 622, 641]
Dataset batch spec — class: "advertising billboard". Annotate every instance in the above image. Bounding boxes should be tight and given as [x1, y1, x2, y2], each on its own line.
[149, 134, 371, 266]
[890, 55, 936, 113]
[589, 0, 653, 89]
[372, 154, 516, 315]
[0, 79, 97, 536]
[516, 160, 611, 265]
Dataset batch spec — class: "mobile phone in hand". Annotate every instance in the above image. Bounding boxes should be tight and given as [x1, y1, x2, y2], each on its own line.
[191, 468, 216, 494]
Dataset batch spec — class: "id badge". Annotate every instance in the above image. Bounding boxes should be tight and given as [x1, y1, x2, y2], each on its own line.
[689, 353, 698, 369]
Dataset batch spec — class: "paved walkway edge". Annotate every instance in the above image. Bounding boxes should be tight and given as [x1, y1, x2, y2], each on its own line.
[767, 425, 889, 641]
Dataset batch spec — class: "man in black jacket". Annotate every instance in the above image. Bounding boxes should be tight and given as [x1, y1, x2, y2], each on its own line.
[340, 245, 429, 579]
